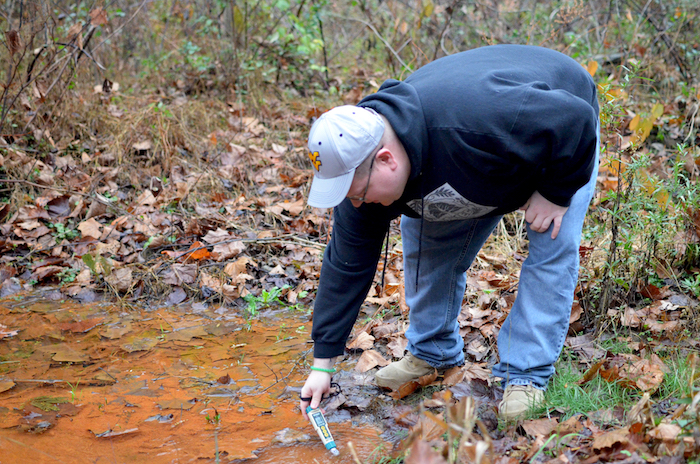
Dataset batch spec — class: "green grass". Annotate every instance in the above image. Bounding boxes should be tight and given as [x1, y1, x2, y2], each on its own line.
[541, 360, 642, 422]
[538, 348, 699, 422]
[658, 352, 698, 400]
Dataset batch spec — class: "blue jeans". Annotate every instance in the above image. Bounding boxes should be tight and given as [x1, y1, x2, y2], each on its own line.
[401, 149, 599, 389]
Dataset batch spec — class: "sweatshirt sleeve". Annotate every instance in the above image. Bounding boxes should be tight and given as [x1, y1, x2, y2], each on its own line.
[311, 200, 393, 359]
[510, 83, 598, 207]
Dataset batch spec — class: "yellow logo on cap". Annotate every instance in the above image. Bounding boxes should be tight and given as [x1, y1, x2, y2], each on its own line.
[309, 151, 322, 171]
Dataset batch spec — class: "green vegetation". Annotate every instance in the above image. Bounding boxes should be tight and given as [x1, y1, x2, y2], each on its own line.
[30, 396, 71, 412]
[1, 1, 699, 462]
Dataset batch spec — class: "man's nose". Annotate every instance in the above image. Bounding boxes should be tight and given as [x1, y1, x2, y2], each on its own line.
[350, 199, 363, 208]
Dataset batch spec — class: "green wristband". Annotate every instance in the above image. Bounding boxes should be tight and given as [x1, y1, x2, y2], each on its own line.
[310, 366, 336, 374]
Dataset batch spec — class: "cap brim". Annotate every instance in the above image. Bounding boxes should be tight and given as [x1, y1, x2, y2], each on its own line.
[307, 170, 355, 208]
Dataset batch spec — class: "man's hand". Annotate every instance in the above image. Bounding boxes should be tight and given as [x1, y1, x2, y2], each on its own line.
[520, 191, 568, 239]
[299, 359, 334, 420]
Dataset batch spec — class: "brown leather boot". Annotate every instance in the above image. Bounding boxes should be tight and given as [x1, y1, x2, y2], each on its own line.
[498, 384, 544, 420]
[375, 352, 436, 391]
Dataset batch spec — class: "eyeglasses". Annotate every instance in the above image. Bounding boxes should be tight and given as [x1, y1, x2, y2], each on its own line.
[347, 146, 381, 203]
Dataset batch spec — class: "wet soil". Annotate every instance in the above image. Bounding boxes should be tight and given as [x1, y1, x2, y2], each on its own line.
[0, 294, 392, 463]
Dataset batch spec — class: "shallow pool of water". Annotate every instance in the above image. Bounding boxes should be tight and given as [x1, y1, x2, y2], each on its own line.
[0, 297, 389, 463]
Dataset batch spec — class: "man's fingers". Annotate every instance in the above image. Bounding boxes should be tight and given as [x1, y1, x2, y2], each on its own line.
[550, 216, 562, 239]
[310, 391, 324, 410]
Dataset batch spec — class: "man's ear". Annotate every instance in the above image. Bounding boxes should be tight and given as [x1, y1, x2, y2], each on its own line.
[376, 147, 398, 170]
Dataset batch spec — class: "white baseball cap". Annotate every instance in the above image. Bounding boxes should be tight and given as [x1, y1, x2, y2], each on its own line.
[307, 105, 385, 208]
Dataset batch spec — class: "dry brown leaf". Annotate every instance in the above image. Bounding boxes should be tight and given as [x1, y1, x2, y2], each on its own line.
[372, 322, 399, 339]
[224, 256, 254, 278]
[31, 265, 63, 282]
[163, 263, 198, 286]
[390, 370, 439, 399]
[404, 435, 449, 464]
[442, 363, 490, 386]
[200, 271, 223, 292]
[625, 358, 665, 392]
[522, 418, 558, 438]
[442, 366, 466, 386]
[355, 350, 390, 373]
[647, 422, 682, 441]
[578, 359, 605, 385]
[462, 363, 491, 383]
[386, 336, 408, 358]
[105, 267, 133, 293]
[628, 393, 652, 426]
[621, 306, 642, 327]
[570, 301, 582, 323]
[202, 228, 232, 244]
[212, 241, 246, 261]
[591, 427, 629, 451]
[135, 189, 156, 206]
[167, 241, 212, 261]
[89, 7, 108, 26]
[5, 30, 21, 56]
[347, 332, 375, 351]
[556, 415, 584, 435]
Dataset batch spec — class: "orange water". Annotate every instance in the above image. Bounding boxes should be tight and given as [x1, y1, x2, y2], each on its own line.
[0, 297, 388, 463]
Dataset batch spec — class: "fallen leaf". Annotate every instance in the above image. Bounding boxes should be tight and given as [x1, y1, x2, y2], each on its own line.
[100, 322, 132, 339]
[386, 336, 408, 358]
[89, 7, 108, 26]
[185, 241, 211, 261]
[0, 379, 16, 393]
[105, 267, 133, 293]
[52, 345, 88, 363]
[648, 422, 682, 441]
[570, 301, 582, 323]
[390, 370, 439, 399]
[212, 241, 246, 261]
[355, 350, 390, 373]
[404, 431, 449, 464]
[77, 217, 103, 239]
[121, 334, 158, 353]
[522, 418, 558, 438]
[167, 286, 187, 305]
[347, 332, 375, 351]
[162, 263, 197, 286]
[202, 228, 232, 244]
[592, 427, 629, 451]
[224, 256, 254, 278]
[556, 414, 584, 435]
[625, 358, 665, 392]
[166, 325, 207, 342]
[578, 359, 605, 385]
[158, 399, 194, 410]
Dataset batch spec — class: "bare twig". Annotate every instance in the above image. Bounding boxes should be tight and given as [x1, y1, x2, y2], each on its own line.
[326, 12, 411, 73]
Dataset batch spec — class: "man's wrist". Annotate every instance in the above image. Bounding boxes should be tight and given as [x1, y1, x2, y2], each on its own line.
[313, 357, 335, 369]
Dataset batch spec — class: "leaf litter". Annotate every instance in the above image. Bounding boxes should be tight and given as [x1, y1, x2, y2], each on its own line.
[0, 58, 699, 464]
